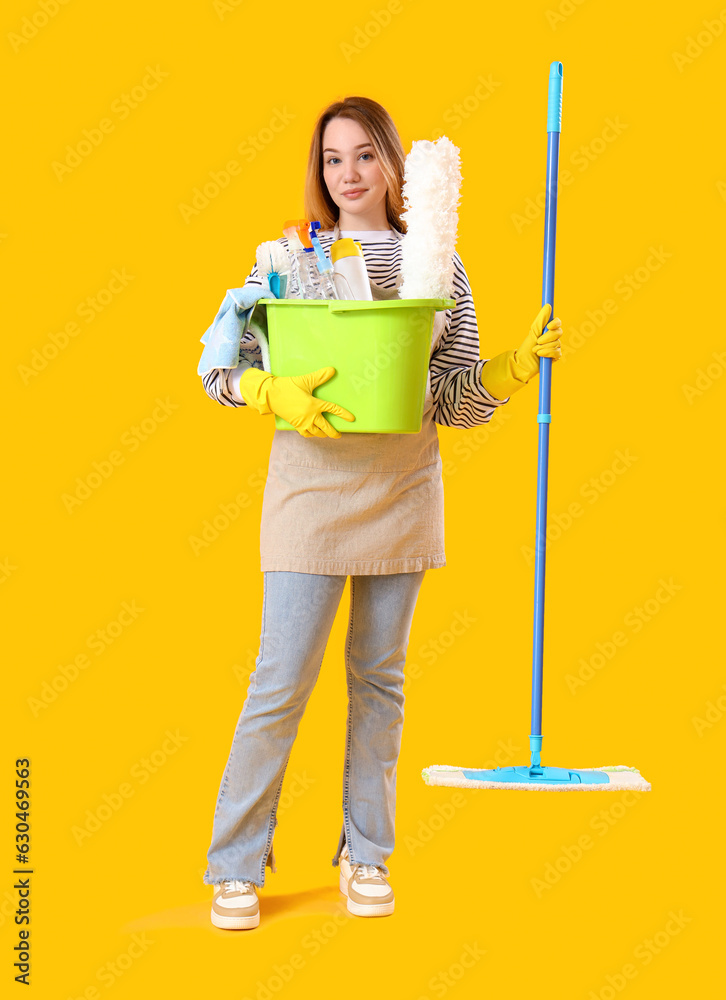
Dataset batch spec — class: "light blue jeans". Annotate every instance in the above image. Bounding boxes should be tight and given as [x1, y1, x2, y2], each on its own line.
[203, 569, 425, 887]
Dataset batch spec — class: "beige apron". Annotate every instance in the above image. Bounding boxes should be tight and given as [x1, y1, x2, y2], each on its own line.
[259, 225, 448, 576]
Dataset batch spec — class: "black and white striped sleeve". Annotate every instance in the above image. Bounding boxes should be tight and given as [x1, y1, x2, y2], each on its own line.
[199, 258, 267, 408]
[429, 253, 508, 428]
[200, 347, 254, 407]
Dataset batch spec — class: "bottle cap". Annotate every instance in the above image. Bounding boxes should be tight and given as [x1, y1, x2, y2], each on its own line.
[283, 219, 311, 248]
[330, 238, 364, 263]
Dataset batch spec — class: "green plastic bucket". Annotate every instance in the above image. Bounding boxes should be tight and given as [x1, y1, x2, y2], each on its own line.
[256, 298, 455, 434]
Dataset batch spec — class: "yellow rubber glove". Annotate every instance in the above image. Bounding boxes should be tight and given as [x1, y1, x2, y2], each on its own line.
[479, 304, 563, 401]
[238, 366, 355, 439]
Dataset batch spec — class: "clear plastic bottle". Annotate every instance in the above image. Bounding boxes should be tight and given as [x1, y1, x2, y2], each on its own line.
[297, 247, 328, 299]
[309, 221, 339, 300]
[282, 220, 312, 299]
[317, 268, 338, 299]
[283, 220, 339, 299]
[284, 236, 316, 298]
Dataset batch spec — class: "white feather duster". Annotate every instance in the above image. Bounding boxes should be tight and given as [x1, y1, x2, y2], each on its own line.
[399, 136, 462, 299]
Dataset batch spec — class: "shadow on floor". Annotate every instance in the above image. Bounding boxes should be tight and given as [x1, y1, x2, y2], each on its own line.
[121, 884, 345, 934]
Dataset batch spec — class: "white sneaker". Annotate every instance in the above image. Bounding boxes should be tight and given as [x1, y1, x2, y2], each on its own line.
[338, 844, 394, 917]
[211, 880, 260, 930]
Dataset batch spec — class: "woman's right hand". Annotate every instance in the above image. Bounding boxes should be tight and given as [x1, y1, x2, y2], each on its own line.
[238, 367, 355, 439]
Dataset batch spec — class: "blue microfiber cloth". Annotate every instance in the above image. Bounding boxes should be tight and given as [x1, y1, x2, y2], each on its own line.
[197, 281, 272, 376]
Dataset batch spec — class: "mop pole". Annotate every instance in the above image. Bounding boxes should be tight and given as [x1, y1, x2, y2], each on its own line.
[530, 62, 563, 771]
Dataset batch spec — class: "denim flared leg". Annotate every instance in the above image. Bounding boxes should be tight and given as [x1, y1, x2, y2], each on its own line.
[332, 571, 426, 876]
[204, 570, 347, 887]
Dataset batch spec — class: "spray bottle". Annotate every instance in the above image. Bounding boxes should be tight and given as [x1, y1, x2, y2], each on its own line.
[309, 221, 338, 299]
[282, 219, 318, 298]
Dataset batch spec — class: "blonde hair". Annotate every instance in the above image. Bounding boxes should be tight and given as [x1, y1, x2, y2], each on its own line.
[304, 96, 407, 234]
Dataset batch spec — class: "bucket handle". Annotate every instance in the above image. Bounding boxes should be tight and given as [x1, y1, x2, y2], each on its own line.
[327, 298, 455, 312]
[252, 298, 456, 373]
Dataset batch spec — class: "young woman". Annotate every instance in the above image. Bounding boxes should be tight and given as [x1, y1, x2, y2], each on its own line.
[200, 96, 563, 929]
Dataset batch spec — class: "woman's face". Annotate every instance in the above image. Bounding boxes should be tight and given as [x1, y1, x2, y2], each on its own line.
[322, 117, 388, 225]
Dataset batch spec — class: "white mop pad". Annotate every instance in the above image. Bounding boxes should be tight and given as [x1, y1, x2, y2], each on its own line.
[422, 765, 651, 792]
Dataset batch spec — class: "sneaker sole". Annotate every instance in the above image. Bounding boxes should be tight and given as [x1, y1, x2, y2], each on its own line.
[339, 871, 394, 918]
[211, 908, 260, 930]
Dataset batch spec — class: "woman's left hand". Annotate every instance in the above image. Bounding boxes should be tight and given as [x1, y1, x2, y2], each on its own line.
[479, 304, 564, 401]
[511, 304, 563, 382]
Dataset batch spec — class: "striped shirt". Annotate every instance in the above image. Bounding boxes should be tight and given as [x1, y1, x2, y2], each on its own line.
[201, 230, 507, 428]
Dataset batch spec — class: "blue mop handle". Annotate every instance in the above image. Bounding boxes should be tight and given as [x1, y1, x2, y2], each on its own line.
[530, 61, 563, 762]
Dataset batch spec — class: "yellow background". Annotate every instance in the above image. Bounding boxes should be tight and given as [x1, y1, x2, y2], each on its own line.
[3, 0, 723, 996]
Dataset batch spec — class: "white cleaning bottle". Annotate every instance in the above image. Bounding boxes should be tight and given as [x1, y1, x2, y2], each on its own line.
[330, 239, 373, 300]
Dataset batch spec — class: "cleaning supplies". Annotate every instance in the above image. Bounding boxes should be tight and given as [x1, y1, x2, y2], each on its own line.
[281, 230, 303, 298]
[309, 221, 339, 299]
[282, 219, 311, 246]
[255, 241, 291, 299]
[299, 247, 329, 299]
[282, 219, 338, 300]
[399, 136, 462, 300]
[197, 284, 271, 376]
[330, 239, 372, 300]
[253, 297, 453, 433]
[282, 220, 315, 299]
[422, 765, 651, 792]
[281, 220, 348, 299]
[422, 62, 650, 792]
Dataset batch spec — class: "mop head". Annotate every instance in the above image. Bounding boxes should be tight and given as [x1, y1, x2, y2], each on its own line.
[399, 136, 462, 299]
[422, 764, 651, 792]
